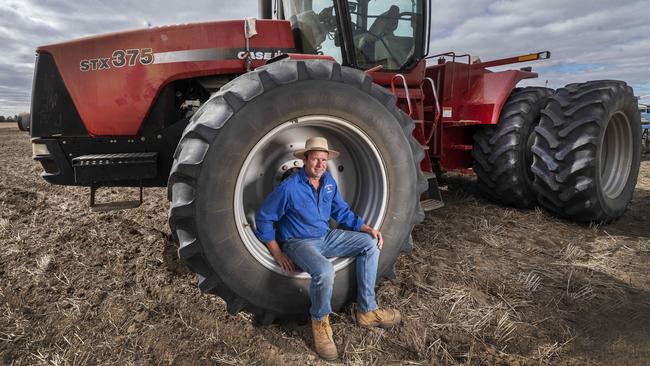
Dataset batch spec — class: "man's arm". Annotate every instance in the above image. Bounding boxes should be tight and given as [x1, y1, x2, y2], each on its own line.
[255, 183, 290, 244]
[331, 185, 383, 249]
[330, 185, 364, 231]
[255, 184, 296, 272]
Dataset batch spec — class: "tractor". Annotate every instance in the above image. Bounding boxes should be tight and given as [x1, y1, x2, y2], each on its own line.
[29, 0, 641, 322]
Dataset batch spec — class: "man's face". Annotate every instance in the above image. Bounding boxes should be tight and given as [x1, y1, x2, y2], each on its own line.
[303, 150, 329, 180]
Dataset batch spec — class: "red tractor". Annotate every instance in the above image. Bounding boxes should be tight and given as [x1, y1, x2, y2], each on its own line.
[30, 0, 641, 322]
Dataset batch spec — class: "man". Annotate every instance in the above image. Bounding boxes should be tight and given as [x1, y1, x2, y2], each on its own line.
[255, 136, 401, 361]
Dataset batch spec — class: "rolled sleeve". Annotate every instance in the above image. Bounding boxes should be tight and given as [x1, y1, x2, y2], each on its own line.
[255, 183, 289, 243]
[330, 185, 364, 231]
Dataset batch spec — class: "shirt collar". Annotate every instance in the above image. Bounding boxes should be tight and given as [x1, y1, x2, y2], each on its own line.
[299, 167, 330, 184]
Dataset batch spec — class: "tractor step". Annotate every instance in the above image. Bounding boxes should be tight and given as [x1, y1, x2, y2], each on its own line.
[420, 171, 444, 212]
[393, 88, 424, 100]
[72, 152, 158, 184]
[420, 198, 445, 211]
[89, 183, 144, 212]
[449, 144, 474, 151]
[443, 120, 482, 127]
[72, 152, 158, 212]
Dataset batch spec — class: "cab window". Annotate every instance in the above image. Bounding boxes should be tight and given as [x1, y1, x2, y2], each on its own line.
[281, 0, 343, 63]
[350, 0, 422, 70]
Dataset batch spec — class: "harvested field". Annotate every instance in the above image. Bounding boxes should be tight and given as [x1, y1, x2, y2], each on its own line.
[1, 125, 649, 365]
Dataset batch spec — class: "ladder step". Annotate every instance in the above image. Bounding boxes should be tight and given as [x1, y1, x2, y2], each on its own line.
[90, 183, 144, 212]
[421, 199, 445, 211]
[443, 120, 482, 127]
[448, 144, 474, 151]
[423, 106, 436, 112]
[91, 198, 143, 212]
[393, 89, 424, 100]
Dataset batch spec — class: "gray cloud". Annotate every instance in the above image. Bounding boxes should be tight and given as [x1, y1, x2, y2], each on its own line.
[430, 0, 650, 94]
[0, 0, 648, 117]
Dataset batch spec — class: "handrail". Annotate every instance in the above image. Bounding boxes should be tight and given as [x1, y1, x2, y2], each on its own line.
[425, 51, 471, 60]
[426, 52, 471, 98]
[423, 77, 440, 145]
[391, 74, 413, 117]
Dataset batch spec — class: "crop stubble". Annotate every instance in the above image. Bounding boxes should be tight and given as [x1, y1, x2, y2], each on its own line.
[1, 126, 649, 365]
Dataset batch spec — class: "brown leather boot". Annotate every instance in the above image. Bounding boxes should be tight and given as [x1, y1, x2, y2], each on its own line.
[356, 308, 402, 328]
[312, 315, 338, 360]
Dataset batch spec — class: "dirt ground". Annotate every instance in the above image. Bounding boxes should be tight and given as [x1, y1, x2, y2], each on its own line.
[1, 124, 649, 365]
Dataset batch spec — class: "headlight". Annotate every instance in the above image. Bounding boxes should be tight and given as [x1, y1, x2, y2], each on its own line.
[32, 143, 50, 156]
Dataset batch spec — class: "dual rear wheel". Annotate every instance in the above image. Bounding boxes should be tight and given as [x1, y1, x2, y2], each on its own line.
[473, 81, 641, 223]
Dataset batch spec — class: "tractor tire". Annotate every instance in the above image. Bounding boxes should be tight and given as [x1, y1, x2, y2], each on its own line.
[531, 80, 641, 223]
[16, 113, 30, 132]
[472, 87, 553, 208]
[168, 60, 426, 323]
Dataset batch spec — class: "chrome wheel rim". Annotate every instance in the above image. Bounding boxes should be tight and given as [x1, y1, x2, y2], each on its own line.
[234, 115, 388, 278]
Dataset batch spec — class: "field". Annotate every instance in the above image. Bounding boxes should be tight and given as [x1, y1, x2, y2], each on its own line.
[1, 124, 649, 365]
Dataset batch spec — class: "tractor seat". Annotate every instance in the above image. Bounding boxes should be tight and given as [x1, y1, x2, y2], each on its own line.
[356, 5, 400, 67]
[368, 5, 399, 36]
[290, 10, 328, 55]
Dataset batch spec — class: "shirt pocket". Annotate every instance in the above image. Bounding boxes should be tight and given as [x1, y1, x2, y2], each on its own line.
[321, 197, 333, 220]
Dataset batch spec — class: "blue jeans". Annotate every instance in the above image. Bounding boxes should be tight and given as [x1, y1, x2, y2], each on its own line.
[282, 229, 379, 320]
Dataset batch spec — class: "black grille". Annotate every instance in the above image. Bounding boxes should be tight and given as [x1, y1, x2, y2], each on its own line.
[30, 53, 89, 137]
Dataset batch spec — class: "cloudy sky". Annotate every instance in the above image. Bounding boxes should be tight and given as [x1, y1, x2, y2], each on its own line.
[0, 0, 648, 117]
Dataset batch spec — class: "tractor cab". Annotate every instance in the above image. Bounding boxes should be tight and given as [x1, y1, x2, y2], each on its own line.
[271, 0, 428, 72]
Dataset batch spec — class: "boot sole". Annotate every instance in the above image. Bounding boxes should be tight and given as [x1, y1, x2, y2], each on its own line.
[357, 322, 399, 328]
[317, 352, 338, 361]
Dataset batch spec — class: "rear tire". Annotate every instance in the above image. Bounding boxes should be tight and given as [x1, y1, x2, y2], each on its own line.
[472, 87, 553, 208]
[531, 80, 641, 223]
[168, 60, 426, 323]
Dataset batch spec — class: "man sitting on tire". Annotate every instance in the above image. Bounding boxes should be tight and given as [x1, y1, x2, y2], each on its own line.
[255, 136, 402, 361]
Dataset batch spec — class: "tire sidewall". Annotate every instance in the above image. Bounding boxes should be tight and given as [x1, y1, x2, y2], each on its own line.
[194, 79, 418, 315]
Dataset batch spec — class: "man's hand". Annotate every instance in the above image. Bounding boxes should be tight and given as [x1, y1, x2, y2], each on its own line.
[266, 240, 295, 273]
[272, 250, 296, 273]
[361, 224, 383, 250]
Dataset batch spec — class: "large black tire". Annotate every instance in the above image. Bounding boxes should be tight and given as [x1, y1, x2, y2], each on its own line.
[168, 60, 426, 323]
[16, 113, 30, 132]
[531, 80, 641, 223]
[472, 87, 553, 208]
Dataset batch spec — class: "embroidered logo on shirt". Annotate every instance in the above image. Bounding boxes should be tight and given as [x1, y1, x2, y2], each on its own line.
[324, 184, 334, 194]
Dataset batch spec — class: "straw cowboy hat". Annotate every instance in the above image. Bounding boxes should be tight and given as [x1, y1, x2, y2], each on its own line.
[294, 137, 340, 159]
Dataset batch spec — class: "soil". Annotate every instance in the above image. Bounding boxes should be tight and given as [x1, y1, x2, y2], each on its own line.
[1, 124, 649, 365]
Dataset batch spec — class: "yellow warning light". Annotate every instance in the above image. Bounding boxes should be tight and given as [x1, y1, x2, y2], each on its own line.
[518, 51, 551, 62]
[518, 54, 539, 62]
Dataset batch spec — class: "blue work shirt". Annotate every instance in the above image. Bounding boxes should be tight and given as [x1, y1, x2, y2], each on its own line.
[255, 168, 364, 243]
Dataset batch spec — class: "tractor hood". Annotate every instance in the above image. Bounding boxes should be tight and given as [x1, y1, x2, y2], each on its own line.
[33, 19, 295, 136]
